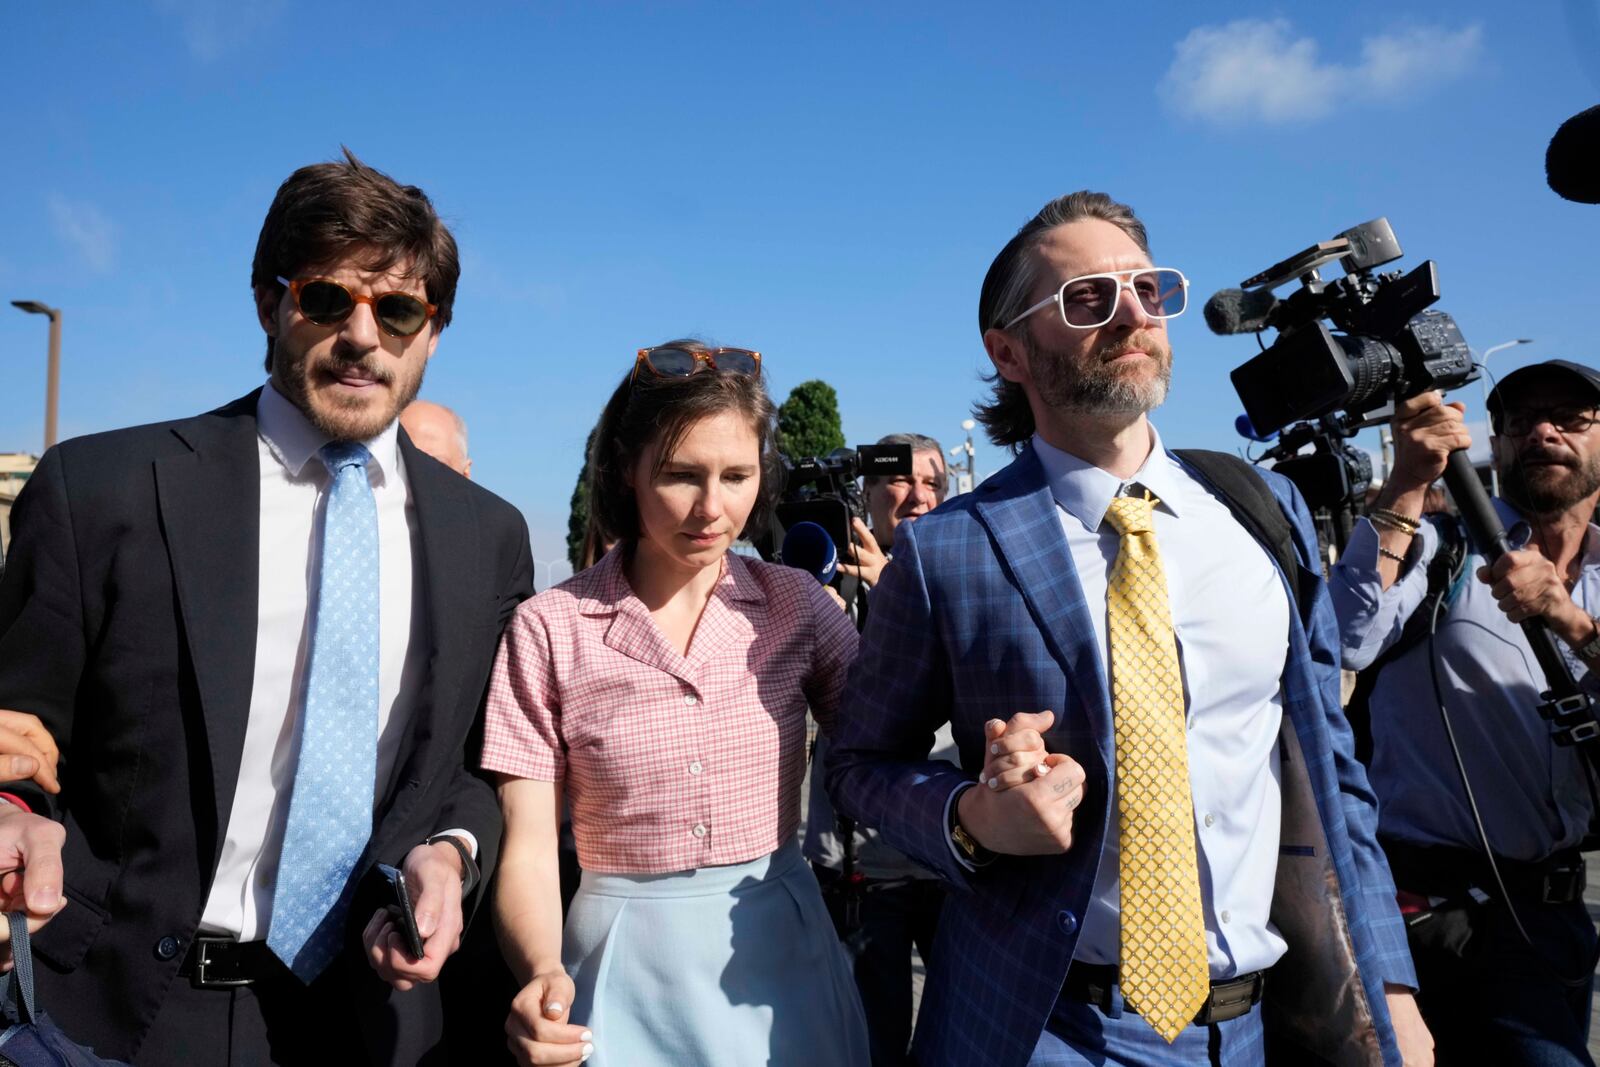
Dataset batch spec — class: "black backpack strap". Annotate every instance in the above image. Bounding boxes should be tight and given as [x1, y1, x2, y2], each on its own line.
[1172, 449, 1300, 607]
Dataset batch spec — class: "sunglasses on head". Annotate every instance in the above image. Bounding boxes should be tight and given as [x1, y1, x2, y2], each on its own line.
[632, 345, 762, 383]
[276, 275, 438, 338]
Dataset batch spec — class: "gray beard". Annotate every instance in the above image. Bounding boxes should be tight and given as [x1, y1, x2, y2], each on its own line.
[1500, 452, 1600, 517]
[1027, 332, 1171, 416]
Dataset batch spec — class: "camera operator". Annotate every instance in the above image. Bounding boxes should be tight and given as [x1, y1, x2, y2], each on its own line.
[804, 432, 956, 1066]
[1331, 362, 1600, 1066]
[835, 433, 949, 589]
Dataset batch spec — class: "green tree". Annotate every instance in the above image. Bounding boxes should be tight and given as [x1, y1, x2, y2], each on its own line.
[566, 427, 597, 570]
[776, 379, 846, 459]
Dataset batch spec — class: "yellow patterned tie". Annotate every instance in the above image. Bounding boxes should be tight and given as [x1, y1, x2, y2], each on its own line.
[1103, 491, 1209, 1043]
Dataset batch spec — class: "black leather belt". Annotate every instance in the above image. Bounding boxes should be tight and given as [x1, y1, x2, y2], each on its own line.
[1382, 840, 1587, 905]
[178, 937, 283, 989]
[1062, 962, 1265, 1025]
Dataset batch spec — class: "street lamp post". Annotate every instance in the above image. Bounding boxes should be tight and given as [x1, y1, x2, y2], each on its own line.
[1477, 338, 1534, 498]
[948, 418, 977, 494]
[10, 300, 62, 450]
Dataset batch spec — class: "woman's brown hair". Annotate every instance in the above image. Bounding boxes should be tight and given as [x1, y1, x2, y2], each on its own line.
[588, 340, 782, 545]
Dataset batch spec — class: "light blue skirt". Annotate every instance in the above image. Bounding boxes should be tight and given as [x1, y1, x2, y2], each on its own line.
[564, 841, 870, 1067]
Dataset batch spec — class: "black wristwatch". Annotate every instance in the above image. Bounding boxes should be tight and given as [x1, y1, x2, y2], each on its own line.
[426, 834, 481, 898]
[949, 786, 999, 868]
[1573, 616, 1600, 663]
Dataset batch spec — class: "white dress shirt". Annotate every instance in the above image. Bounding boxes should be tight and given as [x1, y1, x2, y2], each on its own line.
[198, 383, 437, 940]
[1035, 429, 1292, 977]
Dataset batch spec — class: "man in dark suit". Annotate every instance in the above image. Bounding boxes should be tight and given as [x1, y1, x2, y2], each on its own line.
[826, 191, 1431, 1066]
[0, 150, 532, 1065]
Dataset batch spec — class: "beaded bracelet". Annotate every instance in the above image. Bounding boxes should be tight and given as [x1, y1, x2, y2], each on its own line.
[1377, 545, 1408, 564]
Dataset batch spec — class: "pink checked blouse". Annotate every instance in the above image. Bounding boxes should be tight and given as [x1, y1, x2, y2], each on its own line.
[481, 548, 859, 874]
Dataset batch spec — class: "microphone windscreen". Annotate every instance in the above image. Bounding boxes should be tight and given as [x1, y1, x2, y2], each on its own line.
[1235, 414, 1276, 442]
[1203, 288, 1279, 335]
[1548, 105, 1600, 204]
[780, 521, 838, 584]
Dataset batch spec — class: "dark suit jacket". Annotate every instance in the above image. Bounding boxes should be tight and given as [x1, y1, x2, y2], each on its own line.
[826, 445, 1416, 1067]
[0, 390, 533, 1063]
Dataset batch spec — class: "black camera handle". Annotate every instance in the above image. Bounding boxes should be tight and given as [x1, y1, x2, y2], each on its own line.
[1442, 450, 1600, 748]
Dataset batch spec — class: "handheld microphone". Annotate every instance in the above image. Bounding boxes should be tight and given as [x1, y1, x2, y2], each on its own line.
[1547, 104, 1600, 204]
[780, 521, 838, 584]
[1203, 288, 1281, 335]
[1234, 414, 1276, 443]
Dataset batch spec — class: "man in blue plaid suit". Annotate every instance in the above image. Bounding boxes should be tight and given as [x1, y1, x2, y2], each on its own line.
[826, 192, 1432, 1066]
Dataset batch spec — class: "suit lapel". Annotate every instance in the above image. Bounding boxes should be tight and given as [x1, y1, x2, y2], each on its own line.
[973, 447, 1113, 766]
[155, 392, 263, 849]
[384, 433, 480, 807]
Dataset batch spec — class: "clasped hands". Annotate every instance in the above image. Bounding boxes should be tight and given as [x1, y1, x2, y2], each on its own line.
[958, 711, 1085, 856]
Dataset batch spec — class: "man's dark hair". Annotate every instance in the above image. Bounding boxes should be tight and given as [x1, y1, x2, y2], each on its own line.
[251, 147, 460, 371]
[972, 191, 1151, 450]
[589, 339, 782, 545]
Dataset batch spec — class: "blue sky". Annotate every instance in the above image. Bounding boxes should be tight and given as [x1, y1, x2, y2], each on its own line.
[3, 1, 1597, 585]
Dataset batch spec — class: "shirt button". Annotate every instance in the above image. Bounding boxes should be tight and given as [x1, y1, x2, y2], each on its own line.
[155, 935, 182, 961]
[1220, 910, 1232, 924]
[692, 823, 708, 838]
[689, 761, 704, 776]
[1203, 813, 1215, 828]
[685, 694, 698, 706]
[1056, 909, 1078, 935]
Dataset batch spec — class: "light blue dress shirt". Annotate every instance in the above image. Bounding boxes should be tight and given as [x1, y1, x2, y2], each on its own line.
[1329, 503, 1596, 861]
[1032, 429, 1292, 977]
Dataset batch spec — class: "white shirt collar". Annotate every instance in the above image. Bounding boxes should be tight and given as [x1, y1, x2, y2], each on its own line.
[256, 380, 399, 485]
[1031, 424, 1185, 534]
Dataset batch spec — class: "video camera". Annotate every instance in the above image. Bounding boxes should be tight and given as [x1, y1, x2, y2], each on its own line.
[1210, 220, 1600, 753]
[1210, 217, 1478, 438]
[771, 444, 913, 584]
[1205, 218, 1479, 544]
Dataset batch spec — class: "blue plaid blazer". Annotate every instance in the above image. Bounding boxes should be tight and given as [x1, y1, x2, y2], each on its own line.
[826, 445, 1416, 1067]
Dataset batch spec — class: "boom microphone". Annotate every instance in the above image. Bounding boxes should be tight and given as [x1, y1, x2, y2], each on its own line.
[780, 521, 838, 584]
[1203, 287, 1281, 335]
[1547, 104, 1600, 203]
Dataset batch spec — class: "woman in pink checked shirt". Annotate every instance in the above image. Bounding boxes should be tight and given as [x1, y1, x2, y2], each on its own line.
[482, 342, 870, 1067]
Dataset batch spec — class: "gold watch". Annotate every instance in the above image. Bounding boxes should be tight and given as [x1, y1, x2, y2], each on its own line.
[949, 788, 999, 867]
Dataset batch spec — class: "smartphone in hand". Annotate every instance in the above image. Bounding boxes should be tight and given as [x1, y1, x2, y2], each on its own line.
[377, 862, 426, 961]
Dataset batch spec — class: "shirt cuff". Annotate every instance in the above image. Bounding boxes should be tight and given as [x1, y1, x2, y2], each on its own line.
[431, 827, 478, 859]
[943, 782, 978, 873]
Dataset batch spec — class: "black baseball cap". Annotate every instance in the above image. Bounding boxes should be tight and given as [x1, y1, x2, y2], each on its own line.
[1486, 360, 1600, 431]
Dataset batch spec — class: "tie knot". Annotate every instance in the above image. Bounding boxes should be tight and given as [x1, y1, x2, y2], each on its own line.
[1104, 494, 1155, 537]
[319, 441, 372, 476]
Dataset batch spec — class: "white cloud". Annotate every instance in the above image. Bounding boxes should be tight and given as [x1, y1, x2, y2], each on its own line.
[154, 0, 286, 62]
[1161, 19, 1483, 125]
[47, 194, 118, 273]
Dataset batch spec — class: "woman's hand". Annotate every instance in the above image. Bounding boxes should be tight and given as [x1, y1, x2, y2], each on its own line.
[977, 711, 1060, 791]
[506, 969, 594, 1065]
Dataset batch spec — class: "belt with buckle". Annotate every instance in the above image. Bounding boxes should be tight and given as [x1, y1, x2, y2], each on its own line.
[1062, 962, 1265, 1026]
[178, 937, 282, 989]
[1382, 840, 1587, 906]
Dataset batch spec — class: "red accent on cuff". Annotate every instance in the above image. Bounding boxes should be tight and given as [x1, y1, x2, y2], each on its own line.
[0, 793, 33, 814]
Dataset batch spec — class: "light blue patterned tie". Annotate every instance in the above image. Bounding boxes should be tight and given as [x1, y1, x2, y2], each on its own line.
[267, 441, 380, 983]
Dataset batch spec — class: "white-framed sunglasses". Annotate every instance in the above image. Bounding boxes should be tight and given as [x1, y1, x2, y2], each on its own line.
[1004, 267, 1189, 331]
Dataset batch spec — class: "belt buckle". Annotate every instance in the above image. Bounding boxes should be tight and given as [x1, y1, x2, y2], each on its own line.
[1196, 972, 1264, 1025]
[1543, 862, 1584, 904]
[190, 938, 255, 990]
